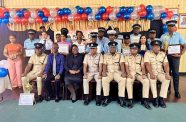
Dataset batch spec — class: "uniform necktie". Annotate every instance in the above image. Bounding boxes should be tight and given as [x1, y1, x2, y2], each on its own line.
[53, 55, 56, 76]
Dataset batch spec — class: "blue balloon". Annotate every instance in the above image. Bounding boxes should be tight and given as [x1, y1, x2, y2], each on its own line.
[16, 10, 24, 18]
[116, 12, 122, 18]
[0, 68, 8, 77]
[124, 13, 130, 20]
[127, 7, 134, 14]
[66, 8, 71, 15]
[75, 6, 81, 9]
[0, 18, 2, 24]
[119, 7, 127, 14]
[58, 9, 64, 16]
[162, 24, 168, 33]
[95, 14, 101, 20]
[38, 11, 44, 18]
[42, 17, 48, 22]
[85, 7, 92, 15]
[21, 8, 27, 12]
[98, 6, 106, 14]
[146, 5, 153, 13]
[161, 12, 167, 19]
[4, 12, 10, 18]
[77, 7, 84, 14]
[2, 18, 9, 24]
[147, 13, 154, 20]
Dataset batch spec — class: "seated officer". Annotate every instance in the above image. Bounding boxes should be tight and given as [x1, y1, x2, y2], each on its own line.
[125, 43, 151, 109]
[83, 43, 103, 106]
[21, 43, 48, 103]
[43, 43, 65, 102]
[144, 40, 171, 108]
[102, 42, 127, 107]
[122, 34, 131, 56]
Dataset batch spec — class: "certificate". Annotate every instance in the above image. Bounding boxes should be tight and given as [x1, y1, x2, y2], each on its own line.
[25, 49, 35, 57]
[58, 44, 69, 54]
[19, 93, 35, 105]
[78, 45, 85, 53]
[168, 45, 181, 54]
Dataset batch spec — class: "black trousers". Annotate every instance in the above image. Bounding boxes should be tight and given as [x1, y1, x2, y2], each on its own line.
[44, 74, 61, 97]
[167, 55, 180, 93]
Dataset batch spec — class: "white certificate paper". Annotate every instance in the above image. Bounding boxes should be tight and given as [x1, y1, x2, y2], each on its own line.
[25, 49, 35, 57]
[58, 44, 69, 54]
[78, 45, 85, 53]
[19, 93, 35, 105]
[168, 45, 181, 54]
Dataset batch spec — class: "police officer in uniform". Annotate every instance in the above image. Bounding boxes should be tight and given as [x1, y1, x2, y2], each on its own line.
[102, 42, 127, 107]
[125, 43, 151, 109]
[144, 40, 171, 108]
[130, 24, 141, 44]
[122, 34, 131, 56]
[83, 43, 103, 106]
[147, 29, 158, 50]
[21, 43, 48, 102]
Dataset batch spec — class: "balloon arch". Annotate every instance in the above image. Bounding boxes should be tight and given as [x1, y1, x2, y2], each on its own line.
[0, 4, 179, 33]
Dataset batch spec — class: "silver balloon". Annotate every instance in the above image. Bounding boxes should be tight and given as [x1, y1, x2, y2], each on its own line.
[113, 7, 120, 13]
[9, 18, 15, 23]
[48, 16, 54, 23]
[153, 6, 160, 13]
[28, 17, 35, 23]
[68, 14, 74, 21]
[50, 9, 57, 17]
[131, 12, 139, 20]
[30, 11, 37, 18]
[109, 12, 117, 21]
[88, 14, 95, 21]
[171, 14, 179, 21]
[154, 12, 161, 20]
[9, 10, 16, 18]
[71, 7, 77, 14]
[134, 6, 141, 13]
[92, 8, 98, 14]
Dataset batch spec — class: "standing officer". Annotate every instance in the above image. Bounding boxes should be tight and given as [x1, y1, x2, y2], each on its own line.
[122, 34, 131, 56]
[147, 28, 158, 50]
[144, 40, 171, 108]
[21, 43, 48, 103]
[83, 43, 103, 106]
[24, 29, 39, 50]
[102, 42, 127, 107]
[130, 24, 141, 44]
[160, 20, 186, 99]
[125, 43, 151, 109]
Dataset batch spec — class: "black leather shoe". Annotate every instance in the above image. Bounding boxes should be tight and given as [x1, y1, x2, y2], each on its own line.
[96, 95, 101, 106]
[175, 92, 181, 99]
[159, 97, 166, 108]
[55, 96, 60, 102]
[36, 95, 43, 103]
[84, 95, 90, 105]
[152, 98, 159, 108]
[118, 97, 127, 108]
[45, 95, 51, 101]
[102, 97, 110, 107]
[141, 99, 151, 110]
[128, 99, 133, 109]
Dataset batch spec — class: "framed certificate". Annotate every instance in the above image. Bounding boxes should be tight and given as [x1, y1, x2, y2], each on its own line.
[25, 49, 35, 57]
[168, 45, 181, 54]
[19, 93, 35, 105]
[58, 44, 69, 54]
[78, 45, 85, 53]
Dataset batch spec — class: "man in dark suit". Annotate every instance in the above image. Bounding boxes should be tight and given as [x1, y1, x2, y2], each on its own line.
[43, 43, 65, 102]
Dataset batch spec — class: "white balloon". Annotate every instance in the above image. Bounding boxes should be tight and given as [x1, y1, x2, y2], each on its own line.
[92, 8, 98, 14]
[9, 18, 15, 23]
[30, 11, 37, 18]
[171, 14, 179, 21]
[154, 12, 161, 20]
[109, 13, 117, 21]
[68, 14, 74, 21]
[162, 18, 170, 24]
[71, 8, 77, 14]
[131, 12, 139, 20]
[48, 16, 54, 23]
[113, 7, 120, 13]
[9, 10, 16, 18]
[134, 6, 141, 13]
[88, 14, 95, 21]
[28, 17, 35, 23]
[50, 9, 57, 17]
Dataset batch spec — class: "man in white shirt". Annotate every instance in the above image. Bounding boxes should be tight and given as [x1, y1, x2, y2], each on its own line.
[130, 24, 141, 44]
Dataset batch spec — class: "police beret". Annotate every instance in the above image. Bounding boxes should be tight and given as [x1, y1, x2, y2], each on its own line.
[151, 40, 162, 46]
[98, 27, 106, 32]
[34, 43, 44, 49]
[129, 43, 140, 49]
[124, 34, 130, 40]
[61, 28, 69, 34]
[132, 24, 141, 29]
[90, 32, 98, 38]
[28, 29, 37, 34]
[89, 43, 98, 48]
[108, 41, 118, 47]
[148, 28, 157, 33]
[107, 30, 116, 35]
[166, 20, 177, 26]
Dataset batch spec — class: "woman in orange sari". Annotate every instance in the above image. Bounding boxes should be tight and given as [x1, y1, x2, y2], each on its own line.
[3, 35, 23, 89]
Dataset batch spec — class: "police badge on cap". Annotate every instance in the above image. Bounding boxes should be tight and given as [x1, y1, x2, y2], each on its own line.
[132, 24, 141, 29]
[34, 43, 44, 49]
[107, 30, 116, 35]
[151, 39, 162, 46]
[108, 42, 118, 47]
[124, 34, 130, 40]
[148, 28, 157, 33]
[89, 43, 98, 48]
[98, 27, 106, 32]
[28, 29, 37, 34]
[166, 20, 177, 26]
[129, 43, 140, 49]
[90, 32, 98, 38]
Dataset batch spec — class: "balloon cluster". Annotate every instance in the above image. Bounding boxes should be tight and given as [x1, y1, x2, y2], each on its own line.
[0, 5, 178, 24]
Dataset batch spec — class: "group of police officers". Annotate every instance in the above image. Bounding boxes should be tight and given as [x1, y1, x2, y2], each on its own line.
[21, 19, 186, 110]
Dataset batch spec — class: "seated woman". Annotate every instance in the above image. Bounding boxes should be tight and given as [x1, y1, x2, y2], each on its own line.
[64, 45, 84, 102]
[139, 35, 148, 56]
